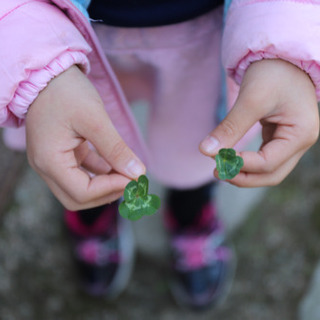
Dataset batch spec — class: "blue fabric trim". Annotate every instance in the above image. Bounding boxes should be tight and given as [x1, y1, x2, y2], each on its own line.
[217, 0, 233, 122]
[224, 0, 232, 17]
[71, 0, 91, 18]
[216, 70, 228, 123]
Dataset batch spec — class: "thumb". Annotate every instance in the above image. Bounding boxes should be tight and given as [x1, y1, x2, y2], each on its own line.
[199, 99, 259, 156]
[76, 110, 146, 180]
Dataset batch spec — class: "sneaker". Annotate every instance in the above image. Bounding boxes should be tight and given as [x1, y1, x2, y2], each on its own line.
[165, 203, 235, 309]
[64, 201, 135, 298]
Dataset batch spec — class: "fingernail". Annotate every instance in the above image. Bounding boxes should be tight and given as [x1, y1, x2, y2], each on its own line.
[200, 136, 220, 154]
[126, 159, 145, 178]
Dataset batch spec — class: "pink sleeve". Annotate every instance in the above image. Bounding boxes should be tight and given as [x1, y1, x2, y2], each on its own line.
[0, 0, 92, 127]
[222, 0, 320, 100]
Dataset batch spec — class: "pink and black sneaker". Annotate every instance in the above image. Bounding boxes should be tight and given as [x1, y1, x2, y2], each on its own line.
[165, 202, 236, 309]
[64, 201, 135, 298]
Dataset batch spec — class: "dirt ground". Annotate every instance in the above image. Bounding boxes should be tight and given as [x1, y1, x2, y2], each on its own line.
[1, 139, 320, 320]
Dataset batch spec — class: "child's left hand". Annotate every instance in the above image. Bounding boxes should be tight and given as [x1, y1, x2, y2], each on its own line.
[199, 59, 319, 187]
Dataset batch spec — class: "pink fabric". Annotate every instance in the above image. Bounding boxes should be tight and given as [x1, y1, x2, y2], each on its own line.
[94, 8, 260, 188]
[222, 0, 320, 100]
[54, 0, 149, 161]
[3, 0, 320, 187]
[3, 50, 89, 151]
[10, 51, 90, 121]
[3, 126, 26, 151]
[94, 9, 227, 188]
[0, 0, 148, 163]
[0, 0, 91, 127]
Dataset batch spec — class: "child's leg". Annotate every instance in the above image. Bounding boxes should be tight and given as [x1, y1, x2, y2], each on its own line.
[165, 182, 216, 231]
[77, 205, 109, 225]
[164, 182, 234, 309]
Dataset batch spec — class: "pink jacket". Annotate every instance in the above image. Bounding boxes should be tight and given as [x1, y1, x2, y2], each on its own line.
[1, 0, 148, 158]
[223, 0, 320, 98]
[1, 0, 320, 158]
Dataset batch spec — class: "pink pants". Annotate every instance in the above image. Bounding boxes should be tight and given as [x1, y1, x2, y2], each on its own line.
[94, 8, 224, 188]
[4, 8, 258, 189]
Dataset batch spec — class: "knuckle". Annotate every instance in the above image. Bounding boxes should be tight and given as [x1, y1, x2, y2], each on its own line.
[263, 162, 277, 174]
[63, 201, 82, 212]
[267, 176, 283, 187]
[71, 191, 90, 206]
[64, 197, 89, 211]
[267, 178, 278, 187]
[220, 118, 239, 139]
[308, 125, 319, 146]
[300, 116, 319, 147]
[52, 192, 83, 212]
[109, 140, 128, 161]
[267, 171, 287, 186]
[57, 185, 91, 209]
[256, 151, 277, 174]
[28, 152, 47, 172]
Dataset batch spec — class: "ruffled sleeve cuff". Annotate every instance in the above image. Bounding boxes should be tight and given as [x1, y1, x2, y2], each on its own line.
[222, 0, 320, 100]
[3, 50, 90, 126]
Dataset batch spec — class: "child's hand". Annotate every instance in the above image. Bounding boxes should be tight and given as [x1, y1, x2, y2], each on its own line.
[26, 65, 146, 210]
[200, 59, 319, 187]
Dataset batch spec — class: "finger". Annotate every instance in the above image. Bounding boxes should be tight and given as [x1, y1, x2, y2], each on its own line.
[55, 168, 129, 203]
[74, 141, 112, 175]
[74, 108, 146, 180]
[43, 175, 125, 210]
[42, 165, 130, 210]
[199, 95, 267, 156]
[218, 150, 304, 187]
[238, 113, 317, 175]
[36, 148, 131, 206]
[239, 137, 301, 174]
[79, 149, 113, 175]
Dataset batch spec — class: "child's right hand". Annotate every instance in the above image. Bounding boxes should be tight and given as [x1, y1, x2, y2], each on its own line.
[25, 65, 146, 210]
[200, 59, 319, 187]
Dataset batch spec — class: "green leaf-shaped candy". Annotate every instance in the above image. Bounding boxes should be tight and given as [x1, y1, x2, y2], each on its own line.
[215, 148, 244, 180]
